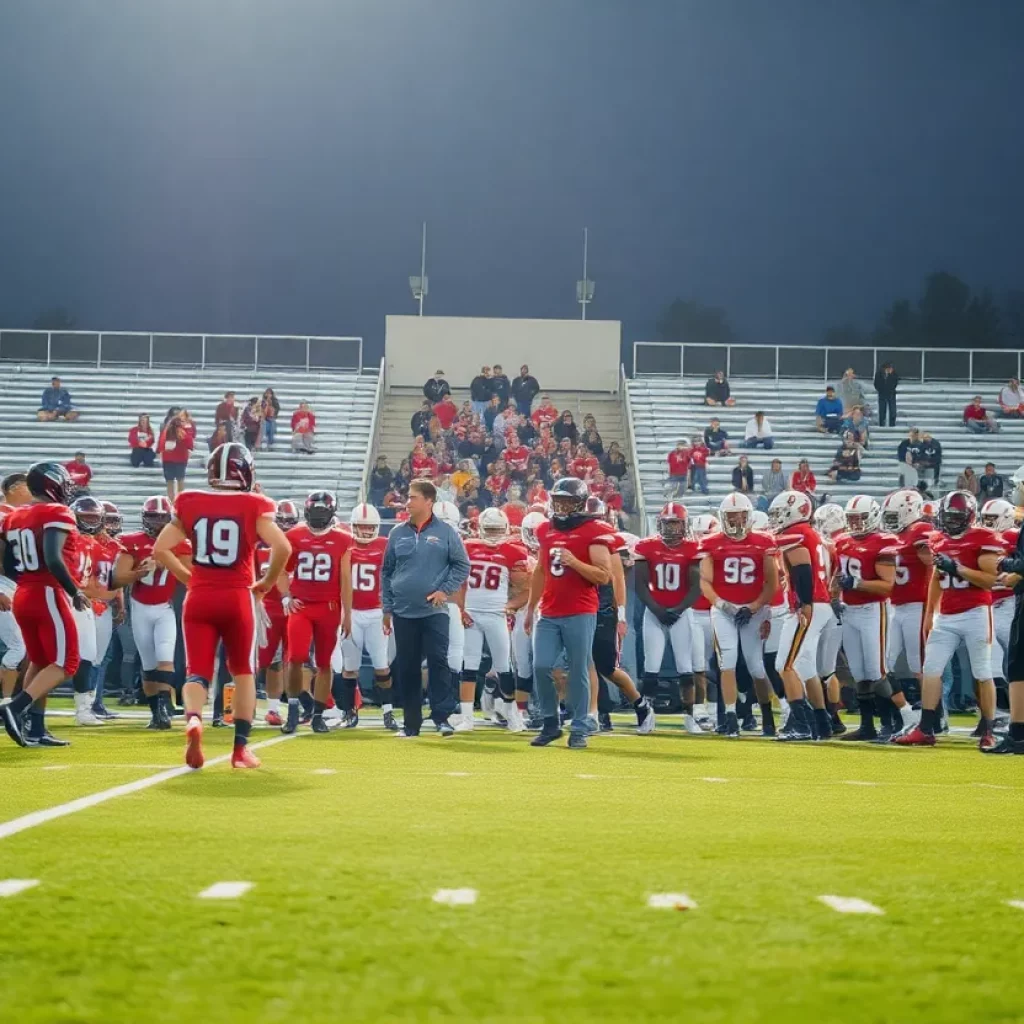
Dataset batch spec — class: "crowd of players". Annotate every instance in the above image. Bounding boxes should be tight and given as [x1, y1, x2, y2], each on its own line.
[2, 442, 1024, 763]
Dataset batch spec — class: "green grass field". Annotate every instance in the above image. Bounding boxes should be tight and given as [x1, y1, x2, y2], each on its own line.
[1, 711, 1023, 1024]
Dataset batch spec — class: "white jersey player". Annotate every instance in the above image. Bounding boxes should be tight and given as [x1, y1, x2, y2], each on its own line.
[980, 497, 1017, 673]
[512, 510, 545, 712]
[689, 512, 721, 721]
[434, 500, 467, 684]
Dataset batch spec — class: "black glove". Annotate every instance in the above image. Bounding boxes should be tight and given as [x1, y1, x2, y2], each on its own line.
[838, 574, 857, 592]
[734, 606, 753, 627]
[662, 610, 681, 626]
[998, 556, 1023, 575]
[933, 554, 959, 578]
[830, 598, 845, 622]
[72, 591, 90, 612]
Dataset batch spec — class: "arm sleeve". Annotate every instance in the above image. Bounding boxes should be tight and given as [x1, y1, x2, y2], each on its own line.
[43, 528, 79, 598]
[791, 562, 814, 606]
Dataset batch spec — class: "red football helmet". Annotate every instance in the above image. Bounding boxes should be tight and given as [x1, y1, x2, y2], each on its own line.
[102, 500, 123, 536]
[937, 490, 977, 537]
[71, 496, 105, 535]
[275, 499, 300, 530]
[657, 502, 689, 545]
[207, 442, 254, 492]
[141, 494, 173, 538]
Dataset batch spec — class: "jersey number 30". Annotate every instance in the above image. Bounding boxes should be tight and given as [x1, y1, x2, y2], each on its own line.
[7, 529, 40, 573]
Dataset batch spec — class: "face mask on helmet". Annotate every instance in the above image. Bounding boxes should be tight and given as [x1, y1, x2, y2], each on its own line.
[845, 513, 871, 535]
[72, 497, 105, 535]
[658, 516, 687, 545]
[276, 501, 300, 530]
[721, 510, 750, 539]
[102, 503, 122, 536]
[304, 493, 336, 532]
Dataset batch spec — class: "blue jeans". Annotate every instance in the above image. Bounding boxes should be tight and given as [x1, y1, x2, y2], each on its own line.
[471, 401, 489, 418]
[516, 399, 532, 417]
[742, 437, 774, 449]
[533, 612, 596, 735]
[263, 417, 277, 447]
[668, 474, 688, 497]
[690, 466, 708, 494]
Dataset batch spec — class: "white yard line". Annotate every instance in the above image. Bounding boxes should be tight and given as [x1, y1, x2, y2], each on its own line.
[0, 879, 40, 897]
[432, 888, 477, 906]
[0, 733, 300, 842]
[818, 895, 884, 915]
[198, 881, 253, 900]
[648, 892, 698, 910]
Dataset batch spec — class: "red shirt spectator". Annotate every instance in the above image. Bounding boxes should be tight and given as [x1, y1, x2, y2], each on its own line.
[412, 451, 437, 477]
[603, 484, 624, 512]
[65, 454, 92, 488]
[214, 392, 237, 426]
[534, 429, 557, 457]
[689, 443, 709, 469]
[291, 405, 316, 434]
[667, 445, 691, 477]
[531, 397, 559, 429]
[384, 488, 405, 511]
[790, 466, 817, 494]
[527, 482, 549, 506]
[433, 396, 458, 430]
[571, 455, 598, 480]
[963, 398, 989, 423]
[504, 442, 530, 473]
[484, 472, 510, 499]
[158, 420, 194, 463]
[128, 417, 155, 450]
[395, 507, 410, 523]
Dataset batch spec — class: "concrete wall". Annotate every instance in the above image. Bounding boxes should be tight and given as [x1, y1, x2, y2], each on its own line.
[385, 315, 621, 392]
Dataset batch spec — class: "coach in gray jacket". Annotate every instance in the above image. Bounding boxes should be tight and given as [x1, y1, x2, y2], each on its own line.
[382, 479, 470, 737]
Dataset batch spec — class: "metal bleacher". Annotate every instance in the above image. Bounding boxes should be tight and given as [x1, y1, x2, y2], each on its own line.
[627, 376, 1024, 524]
[0, 365, 380, 528]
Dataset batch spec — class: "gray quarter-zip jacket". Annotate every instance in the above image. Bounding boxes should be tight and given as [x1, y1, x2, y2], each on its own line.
[381, 515, 470, 618]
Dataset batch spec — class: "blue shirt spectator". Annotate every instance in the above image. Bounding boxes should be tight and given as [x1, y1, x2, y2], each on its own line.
[815, 387, 843, 433]
[38, 376, 79, 421]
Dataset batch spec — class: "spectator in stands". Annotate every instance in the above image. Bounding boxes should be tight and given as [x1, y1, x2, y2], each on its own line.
[704, 417, 730, 457]
[158, 415, 193, 499]
[667, 439, 691, 497]
[956, 466, 980, 497]
[705, 370, 735, 407]
[451, 460, 474, 495]
[873, 362, 899, 426]
[790, 459, 817, 499]
[65, 451, 92, 493]
[214, 391, 238, 429]
[896, 428, 924, 488]
[731, 454, 754, 495]
[458, 427, 486, 463]
[998, 378, 1024, 417]
[369, 456, 394, 506]
[433, 392, 458, 432]
[128, 413, 156, 467]
[290, 400, 317, 454]
[382, 485, 406, 519]
[963, 394, 1000, 434]
[758, 458, 786, 512]
[842, 407, 870, 450]
[394, 458, 412, 492]
[503, 435, 530, 478]
[491, 403, 514, 449]
[460, 480, 483, 514]
[837, 368, 869, 417]
[511, 364, 540, 415]
[828, 433, 862, 483]
[918, 432, 942, 488]
[242, 397, 263, 450]
[38, 376, 79, 422]
[742, 410, 774, 450]
[423, 369, 450, 406]
[601, 441, 627, 482]
[978, 463, 1006, 501]
[208, 422, 231, 452]
[689, 436, 710, 494]
[470, 366, 493, 416]
[548, 457, 567, 484]
[515, 412, 537, 448]
[260, 389, 280, 449]
[532, 394, 560, 430]
[484, 459, 510, 506]
[435, 474, 457, 505]
[535, 424, 556, 458]
[411, 400, 432, 440]
[815, 385, 844, 434]
[581, 421, 603, 456]
[483, 395, 503, 434]
[490, 365, 511, 409]
[553, 410, 579, 447]
[526, 478, 549, 506]
[570, 443, 599, 481]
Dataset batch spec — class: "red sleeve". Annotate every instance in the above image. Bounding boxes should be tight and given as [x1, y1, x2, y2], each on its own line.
[308, 413, 316, 431]
[128, 427, 138, 447]
[157, 428, 167, 453]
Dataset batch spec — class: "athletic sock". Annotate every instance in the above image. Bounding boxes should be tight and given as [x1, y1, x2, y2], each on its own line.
[790, 698, 810, 732]
[724, 702, 736, 715]
[72, 662, 92, 694]
[297, 691, 314, 716]
[460, 701, 474, 719]
[28, 709, 45, 739]
[858, 696, 875, 733]
[342, 679, 357, 711]
[6, 691, 32, 717]
[186, 710, 201, 723]
[147, 694, 160, 721]
[813, 707, 832, 736]
[233, 719, 252, 749]
[759, 702, 775, 731]
[919, 707, 938, 734]
[778, 697, 790, 719]
[1010, 722, 1024, 742]
[331, 674, 345, 706]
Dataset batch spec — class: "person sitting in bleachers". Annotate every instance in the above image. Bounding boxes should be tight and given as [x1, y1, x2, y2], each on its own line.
[433, 392, 458, 431]
[841, 406, 870, 450]
[742, 410, 774, 450]
[704, 369, 735, 407]
[828, 433, 861, 483]
[896, 427, 924, 488]
[65, 451, 92, 494]
[704, 417, 731, 457]
[978, 462, 1006, 501]
[918, 431, 942, 488]
[553, 410, 579, 447]
[815, 385, 844, 434]
[997, 377, 1024, 417]
[790, 459, 819, 503]
[731, 454, 754, 495]
[38, 375, 79, 421]
[382, 483, 406, 519]
[581, 417, 603, 456]
[483, 459, 510, 506]
[956, 466, 980, 497]
[601, 441, 627, 483]
[290, 400, 317, 454]
[963, 394, 1000, 434]
[531, 394, 560, 430]
[128, 413, 156, 467]
[369, 455, 394, 506]
[569, 443, 599, 481]
[757, 458, 786, 512]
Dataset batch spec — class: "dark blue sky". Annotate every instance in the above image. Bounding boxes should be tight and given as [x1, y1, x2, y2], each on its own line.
[1, 0, 1021, 358]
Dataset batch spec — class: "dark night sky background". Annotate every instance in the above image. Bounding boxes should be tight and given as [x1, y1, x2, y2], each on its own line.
[1, 0, 1022, 360]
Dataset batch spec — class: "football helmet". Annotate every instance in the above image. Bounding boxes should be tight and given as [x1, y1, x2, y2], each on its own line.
[719, 493, 753, 539]
[101, 501, 122, 536]
[71, 495, 105, 535]
[141, 495, 173, 538]
[657, 502, 690, 545]
[844, 495, 881, 537]
[275, 499, 300, 530]
[349, 502, 381, 543]
[980, 498, 1015, 532]
[478, 507, 510, 545]
[304, 491, 337, 533]
[207, 442, 254, 492]
[750, 510, 770, 531]
[520, 511, 546, 553]
[434, 500, 462, 529]
[813, 502, 847, 539]
[937, 490, 977, 537]
[881, 489, 923, 534]
[26, 461, 74, 505]
[690, 513, 721, 539]
[550, 477, 589, 521]
[583, 495, 607, 519]
[767, 490, 813, 534]
[921, 500, 938, 524]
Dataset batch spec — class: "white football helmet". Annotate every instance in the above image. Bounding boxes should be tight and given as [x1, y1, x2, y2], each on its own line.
[478, 507, 509, 545]
[1011, 465, 1024, 509]
[691, 513, 721, 539]
[349, 502, 381, 543]
[719, 493, 753, 539]
[880, 489, 923, 534]
[813, 502, 847, 539]
[845, 495, 881, 537]
[520, 511, 546, 553]
[434, 500, 461, 529]
[767, 490, 813, 534]
[980, 498, 1015, 532]
[750, 510, 770, 531]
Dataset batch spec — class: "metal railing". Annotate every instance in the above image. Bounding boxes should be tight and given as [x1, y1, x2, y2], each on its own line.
[619, 363, 645, 529]
[360, 358, 387, 502]
[0, 328, 363, 373]
[632, 341, 1023, 386]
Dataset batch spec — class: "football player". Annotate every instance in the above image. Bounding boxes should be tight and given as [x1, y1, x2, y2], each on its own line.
[86, 499, 126, 720]
[512, 510, 546, 718]
[980, 498, 1017, 684]
[812, 502, 847, 733]
[688, 513, 721, 723]
[634, 503, 703, 733]
[896, 491, 1002, 749]
[700, 493, 778, 737]
[279, 491, 353, 735]
[153, 443, 291, 769]
[0, 494, 28, 702]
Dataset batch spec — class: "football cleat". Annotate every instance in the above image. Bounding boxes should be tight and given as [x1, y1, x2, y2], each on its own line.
[147, 715, 171, 731]
[723, 711, 740, 737]
[893, 726, 936, 747]
[0, 702, 27, 747]
[502, 702, 526, 734]
[25, 730, 72, 748]
[342, 710, 359, 729]
[682, 713, 704, 735]
[211, 715, 226, 728]
[598, 711, 614, 732]
[977, 731, 997, 752]
[310, 714, 330, 734]
[761, 717, 777, 738]
[281, 702, 299, 735]
[435, 719, 455, 737]
[530, 728, 564, 747]
[776, 723, 812, 742]
[453, 714, 474, 733]
[840, 726, 878, 742]
[231, 746, 261, 769]
[91, 703, 118, 720]
[980, 735, 1024, 755]
[741, 714, 759, 732]
[636, 701, 656, 735]
[382, 710, 399, 732]
[265, 709, 283, 727]
[830, 714, 847, 735]
[184, 718, 204, 769]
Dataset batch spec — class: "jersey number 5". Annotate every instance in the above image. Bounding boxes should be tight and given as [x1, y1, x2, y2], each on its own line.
[193, 518, 240, 567]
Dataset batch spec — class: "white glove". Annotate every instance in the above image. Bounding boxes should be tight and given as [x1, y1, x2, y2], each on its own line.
[714, 599, 739, 618]
[255, 602, 271, 648]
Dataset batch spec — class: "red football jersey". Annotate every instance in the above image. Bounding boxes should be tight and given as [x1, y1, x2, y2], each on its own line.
[285, 524, 352, 603]
[255, 542, 284, 611]
[536, 519, 619, 617]
[175, 490, 276, 591]
[4, 502, 78, 588]
[929, 527, 1003, 614]
[885, 520, 934, 606]
[350, 536, 388, 611]
[121, 531, 191, 605]
[465, 539, 529, 613]
[63, 530, 94, 589]
[634, 536, 702, 609]
[90, 534, 123, 614]
[774, 521, 831, 604]
[701, 531, 777, 606]
[504, 502, 526, 528]
[993, 528, 1020, 602]
[503, 445, 530, 472]
[834, 531, 896, 606]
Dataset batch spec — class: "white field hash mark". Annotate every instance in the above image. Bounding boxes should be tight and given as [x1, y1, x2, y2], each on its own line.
[0, 879, 40, 898]
[311, 769, 337, 775]
[198, 882, 253, 900]
[648, 893, 698, 910]
[818, 895, 884, 916]
[1007, 900, 1024, 912]
[433, 888, 477, 906]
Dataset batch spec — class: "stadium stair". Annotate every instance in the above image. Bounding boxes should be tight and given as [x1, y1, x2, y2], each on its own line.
[0, 365, 379, 528]
[627, 376, 1024, 526]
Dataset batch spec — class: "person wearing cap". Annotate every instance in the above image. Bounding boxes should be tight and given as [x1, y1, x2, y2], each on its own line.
[815, 386, 843, 433]
[38, 375, 79, 421]
[423, 369, 450, 405]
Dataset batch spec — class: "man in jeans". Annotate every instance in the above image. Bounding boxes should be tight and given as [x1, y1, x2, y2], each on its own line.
[382, 480, 470, 738]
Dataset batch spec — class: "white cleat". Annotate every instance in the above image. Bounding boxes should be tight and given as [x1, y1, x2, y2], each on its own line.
[453, 714, 475, 733]
[480, 690, 496, 721]
[682, 714, 704, 735]
[899, 705, 920, 732]
[502, 701, 526, 733]
[322, 706, 344, 722]
[73, 693, 104, 726]
[637, 704, 657, 735]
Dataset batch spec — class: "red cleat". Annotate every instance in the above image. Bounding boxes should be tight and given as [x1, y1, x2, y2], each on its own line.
[893, 726, 936, 747]
[978, 731, 996, 752]
[231, 745, 261, 769]
[185, 717, 205, 769]
[265, 709, 283, 727]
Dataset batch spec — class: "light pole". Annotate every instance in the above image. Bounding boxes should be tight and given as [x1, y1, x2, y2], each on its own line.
[408, 221, 429, 316]
[576, 227, 594, 320]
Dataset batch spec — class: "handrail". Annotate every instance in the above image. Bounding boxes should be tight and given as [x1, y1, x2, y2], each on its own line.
[360, 358, 387, 504]
[620, 363, 645, 531]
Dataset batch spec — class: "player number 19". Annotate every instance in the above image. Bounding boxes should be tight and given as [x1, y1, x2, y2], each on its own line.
[193, 517, 240, 567]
